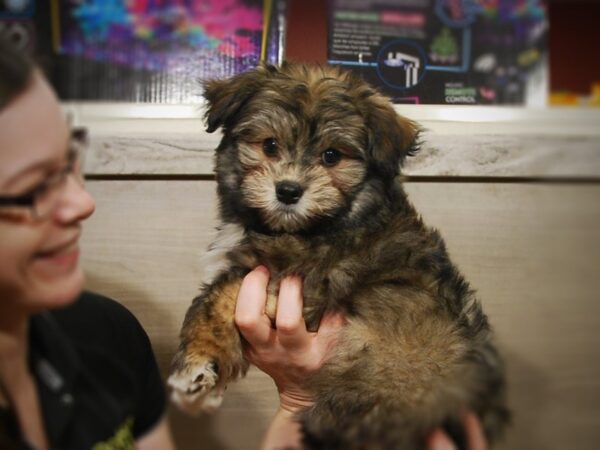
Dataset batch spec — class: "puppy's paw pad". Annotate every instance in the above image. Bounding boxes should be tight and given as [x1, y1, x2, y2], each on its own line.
[168, 359, 223, 414]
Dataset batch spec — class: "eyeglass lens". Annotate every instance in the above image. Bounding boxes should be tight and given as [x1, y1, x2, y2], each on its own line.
[33, 149, 84, 219]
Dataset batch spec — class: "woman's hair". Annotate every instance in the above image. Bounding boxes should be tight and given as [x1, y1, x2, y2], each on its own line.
[0, 35, 35, 110]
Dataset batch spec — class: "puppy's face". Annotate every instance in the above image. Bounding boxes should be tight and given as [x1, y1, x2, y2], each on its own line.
[204, 64, 418, 233]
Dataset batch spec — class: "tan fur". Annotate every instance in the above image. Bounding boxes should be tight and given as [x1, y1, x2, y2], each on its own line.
[170, 63, 509, 448]
[179, 279, 247, 382]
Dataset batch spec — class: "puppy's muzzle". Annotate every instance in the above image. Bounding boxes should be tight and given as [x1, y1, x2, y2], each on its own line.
[276, 181, 304, 205]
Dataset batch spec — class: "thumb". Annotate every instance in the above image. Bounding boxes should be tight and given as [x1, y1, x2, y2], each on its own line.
[428, 429, 457, 450]
[315, 311, 345, 356]
[317, 311, 345, 336]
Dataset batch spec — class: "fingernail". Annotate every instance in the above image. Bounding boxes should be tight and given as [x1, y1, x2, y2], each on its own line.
[255, 265, 269, 276]
[321, 312, 345, 330]
[291, 275, 304, 290]
[290, 273, 302, 283]
[332, 312, 346, 325]
[428, 430, 457, 450]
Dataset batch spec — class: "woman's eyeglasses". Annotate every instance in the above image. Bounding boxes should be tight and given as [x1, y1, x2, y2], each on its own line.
[0, 128, 87, 220]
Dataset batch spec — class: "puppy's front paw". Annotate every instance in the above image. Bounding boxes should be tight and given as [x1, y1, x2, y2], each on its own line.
[168, 358, 225, 414]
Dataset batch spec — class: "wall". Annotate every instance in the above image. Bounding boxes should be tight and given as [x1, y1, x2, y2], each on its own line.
[72, 102, 600, 449]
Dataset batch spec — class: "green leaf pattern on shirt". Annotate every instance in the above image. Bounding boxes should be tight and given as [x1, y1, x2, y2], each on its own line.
[92, 416, 135, 450]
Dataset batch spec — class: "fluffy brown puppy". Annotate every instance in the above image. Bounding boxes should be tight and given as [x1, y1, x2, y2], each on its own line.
[168, 63, 509, 449]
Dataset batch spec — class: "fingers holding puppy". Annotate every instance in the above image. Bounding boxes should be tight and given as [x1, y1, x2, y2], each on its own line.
[427, 412, 488, 450]
[234, 266, 344, 383]
[235, 266, 313, 353]
[235, 266, 273, 347]
[274, 275, 309, 349]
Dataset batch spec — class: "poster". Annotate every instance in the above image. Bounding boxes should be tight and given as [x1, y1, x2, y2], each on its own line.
[0, 0, 286, 103]
[328, 0, 548, 105]
[0, 0, 36, 53]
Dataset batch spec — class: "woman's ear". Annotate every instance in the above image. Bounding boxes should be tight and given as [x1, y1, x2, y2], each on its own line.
[203, 65, 274, 133]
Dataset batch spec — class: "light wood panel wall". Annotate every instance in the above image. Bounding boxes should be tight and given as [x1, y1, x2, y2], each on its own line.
[71, 104, 600, 178]
[80, 179, 600, 450]
[72, 103, 600, 449]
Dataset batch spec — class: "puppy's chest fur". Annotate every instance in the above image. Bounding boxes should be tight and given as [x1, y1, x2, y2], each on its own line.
[209, 204, 448, 330]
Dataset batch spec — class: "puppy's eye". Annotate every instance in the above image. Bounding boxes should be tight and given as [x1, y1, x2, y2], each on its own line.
[262, 138, 278, 157]
[321, 149, 342, 167]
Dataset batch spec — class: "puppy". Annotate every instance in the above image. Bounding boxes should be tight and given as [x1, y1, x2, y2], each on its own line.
[168, 63, 509, 449]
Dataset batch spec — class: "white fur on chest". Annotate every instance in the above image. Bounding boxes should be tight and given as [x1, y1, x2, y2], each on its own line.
[199, 223, 246, 285]
[200, 222, 280, 319]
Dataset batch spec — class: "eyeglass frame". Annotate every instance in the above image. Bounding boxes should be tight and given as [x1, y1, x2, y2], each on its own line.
[0, 127, 88, 220]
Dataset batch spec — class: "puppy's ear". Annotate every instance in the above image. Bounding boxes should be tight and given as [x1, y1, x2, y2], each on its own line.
[359, 91, 421, 179]
[203, 65, 275, 133]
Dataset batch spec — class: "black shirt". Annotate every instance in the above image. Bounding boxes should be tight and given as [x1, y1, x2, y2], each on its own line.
[0, 291, 166, 449]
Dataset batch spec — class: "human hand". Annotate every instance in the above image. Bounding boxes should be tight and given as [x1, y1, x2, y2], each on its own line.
[427, 412, 488, 450]
[234, 266, 344, 413]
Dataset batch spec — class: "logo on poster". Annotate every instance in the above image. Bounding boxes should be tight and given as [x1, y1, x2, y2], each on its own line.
[444, 83, 477, 103]
[377, 39, 427, 91]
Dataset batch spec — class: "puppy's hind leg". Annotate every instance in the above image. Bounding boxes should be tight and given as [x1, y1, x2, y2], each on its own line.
[168, 272, 249, 414]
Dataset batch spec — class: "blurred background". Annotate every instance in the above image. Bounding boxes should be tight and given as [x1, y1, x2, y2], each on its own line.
[1, 0, 598, 106]
[1, 2, 598, 449]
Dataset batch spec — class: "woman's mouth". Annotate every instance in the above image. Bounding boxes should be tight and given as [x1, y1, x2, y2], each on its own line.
[37, 247, 80, 265]
[34, 237, 80, 271]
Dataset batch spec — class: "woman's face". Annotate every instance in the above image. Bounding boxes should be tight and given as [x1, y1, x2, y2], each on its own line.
[0, 72, 95, 317]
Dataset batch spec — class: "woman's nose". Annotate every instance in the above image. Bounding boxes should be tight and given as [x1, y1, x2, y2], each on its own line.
[53, 174, 96, 224]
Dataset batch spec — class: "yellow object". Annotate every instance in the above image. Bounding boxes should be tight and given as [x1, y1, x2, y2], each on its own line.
[549, 91, 580, 106]
[550, 83, 600, 107]
[261, 0, 273, 62]
[589, 83, 600, 106]
[50, 0, 60, 53]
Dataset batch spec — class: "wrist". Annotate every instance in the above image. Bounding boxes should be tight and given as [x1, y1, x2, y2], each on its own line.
[262, 406, 304, 450]
[277, 386, 314, 414]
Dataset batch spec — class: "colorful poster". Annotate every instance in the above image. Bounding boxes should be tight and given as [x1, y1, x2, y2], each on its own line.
[328, 0, 548, 105]
[4, 0, 286, 103]
[0, 0, 36, 53]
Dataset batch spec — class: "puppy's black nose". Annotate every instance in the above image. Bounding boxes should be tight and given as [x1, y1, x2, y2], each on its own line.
[276, 181, 304, 205]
